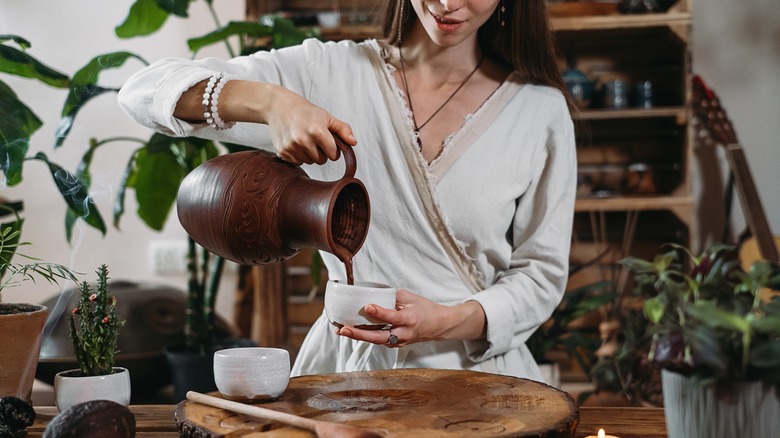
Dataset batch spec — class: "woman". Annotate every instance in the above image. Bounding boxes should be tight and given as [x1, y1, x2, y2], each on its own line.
[118, 0, 576, 382]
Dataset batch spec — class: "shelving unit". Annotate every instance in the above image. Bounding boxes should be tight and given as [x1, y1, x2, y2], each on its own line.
[240, 1, 697, 361]
[553, 1, 695, 304]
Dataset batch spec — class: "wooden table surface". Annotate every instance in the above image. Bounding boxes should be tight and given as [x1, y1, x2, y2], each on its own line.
[28, 405, 667, 437]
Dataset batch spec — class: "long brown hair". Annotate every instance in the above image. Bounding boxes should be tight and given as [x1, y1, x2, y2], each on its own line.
[378, 0, 566, 96]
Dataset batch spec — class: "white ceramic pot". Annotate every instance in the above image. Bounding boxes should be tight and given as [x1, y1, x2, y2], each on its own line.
[213, 347, 290, 401]
[662, 369, 780, 438]
[54, 367, 131, 412]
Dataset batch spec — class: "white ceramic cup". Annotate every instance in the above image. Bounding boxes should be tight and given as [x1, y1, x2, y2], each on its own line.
[324, 280, 396, 329]
[213, 347, 290, 401]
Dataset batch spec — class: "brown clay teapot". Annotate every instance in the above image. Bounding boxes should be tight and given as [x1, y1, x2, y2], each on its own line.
[176, 138, 370, 265]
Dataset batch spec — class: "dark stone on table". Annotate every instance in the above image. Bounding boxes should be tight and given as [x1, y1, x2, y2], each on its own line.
[42, 400, 135, 438]
[0, 396, 35, 438]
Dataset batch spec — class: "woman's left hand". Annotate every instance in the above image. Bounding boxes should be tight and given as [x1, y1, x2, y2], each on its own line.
[335, 289, 486, 347]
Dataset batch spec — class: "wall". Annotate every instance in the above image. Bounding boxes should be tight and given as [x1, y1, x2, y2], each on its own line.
[691, 0, 780, 248]
[1, 0, 779, 320]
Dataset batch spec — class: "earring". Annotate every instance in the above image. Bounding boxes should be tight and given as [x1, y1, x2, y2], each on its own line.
[499, 0, 506, 27]
[397, 0, 405, 45]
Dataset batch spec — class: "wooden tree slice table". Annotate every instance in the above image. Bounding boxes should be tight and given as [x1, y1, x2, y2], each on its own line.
[176, 368, 579, 437]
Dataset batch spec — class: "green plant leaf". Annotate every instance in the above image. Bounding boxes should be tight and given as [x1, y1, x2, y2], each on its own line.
[262, 15, 320, 48]
[751, 315, 780, 334]
[112, 150, 139, 229]
[65, 206, 78, 244]
[0, 216, 23, 281]
[310, 250, 322, 287]
[621, 256, 656, 273]
[154, 0, 191, 17]
[567, 291, 615, 321]
[685, 301, 750, 333]
[187, 21, 273, 54]
[133, 143, 187, 231]
[32, 152, 107, 235]
[766, 296, 780, 315]
[682, 325, 729, 374]
[0, 44, 70, 88]
[55, 51, 145, 148]
[750, 340, 780, 368]
[0, 79, 42, 186]
[766, 272, 780, 290]
[643, 295, 665, 324]
[0, 35, 31, 49]
[115, 0, 170, 39]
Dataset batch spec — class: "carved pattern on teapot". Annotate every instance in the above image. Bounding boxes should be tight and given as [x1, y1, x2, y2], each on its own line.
[226, 157, 298, 265]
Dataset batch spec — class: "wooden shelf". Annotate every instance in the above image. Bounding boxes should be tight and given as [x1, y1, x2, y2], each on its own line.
[575, 194, 693, 212]
[318, 24, 379, 41]
[552, 10, 690, 32]
[551, 0, 691, 31]
[575, 195, 695, 228]
[574, 106, 688, 122]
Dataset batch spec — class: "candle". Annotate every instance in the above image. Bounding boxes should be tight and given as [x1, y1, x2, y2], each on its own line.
[584, 428, 619, 438]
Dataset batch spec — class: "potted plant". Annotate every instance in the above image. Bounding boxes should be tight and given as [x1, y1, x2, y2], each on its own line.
[53, 264, 129, 412]
[622, 243, 780, 437]
[0, 39, 106, 411]
[0, 203, 78, 405]
[526, 280, 613, 388]
[3, 2, 317, 402]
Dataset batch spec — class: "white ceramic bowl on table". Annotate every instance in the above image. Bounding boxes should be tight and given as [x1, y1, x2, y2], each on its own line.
[324, 281, 396, 329]
[213, 347, 290, 401]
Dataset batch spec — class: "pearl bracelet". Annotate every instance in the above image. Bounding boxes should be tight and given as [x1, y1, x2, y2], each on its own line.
[202, 73, 235, 131]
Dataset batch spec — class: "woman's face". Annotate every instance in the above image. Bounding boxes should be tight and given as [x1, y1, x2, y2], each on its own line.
[409, 0, 501, 48]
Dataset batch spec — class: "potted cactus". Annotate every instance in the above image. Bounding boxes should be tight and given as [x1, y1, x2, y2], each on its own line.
[53, 264, 129, 412]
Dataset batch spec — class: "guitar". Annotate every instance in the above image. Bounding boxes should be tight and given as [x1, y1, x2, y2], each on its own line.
[691, 75, 780, 269]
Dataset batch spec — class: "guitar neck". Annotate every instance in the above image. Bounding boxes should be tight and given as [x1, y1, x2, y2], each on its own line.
[725, 144, 779, 263]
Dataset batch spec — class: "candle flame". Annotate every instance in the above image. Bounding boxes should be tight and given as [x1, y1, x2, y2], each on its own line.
[598, 429, 606, 438]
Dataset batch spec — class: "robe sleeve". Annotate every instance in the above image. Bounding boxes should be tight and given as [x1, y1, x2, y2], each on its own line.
[463, 112, 577, 362]
[116, 38, 330, 145]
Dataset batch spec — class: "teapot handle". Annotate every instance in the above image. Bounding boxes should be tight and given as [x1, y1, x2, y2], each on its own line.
[334, 135, 357, 179]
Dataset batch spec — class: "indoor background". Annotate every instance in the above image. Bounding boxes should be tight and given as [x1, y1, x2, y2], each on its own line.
[2, 0, 778, 328]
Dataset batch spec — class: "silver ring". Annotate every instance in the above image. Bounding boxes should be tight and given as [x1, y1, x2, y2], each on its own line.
[386, 329, 398, 345]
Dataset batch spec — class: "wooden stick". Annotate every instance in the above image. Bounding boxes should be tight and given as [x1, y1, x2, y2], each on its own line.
[186, 391, 318, 430]
[185, 391, 381, 438]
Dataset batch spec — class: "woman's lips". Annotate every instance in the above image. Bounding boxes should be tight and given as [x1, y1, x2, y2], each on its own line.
[432, 14, 464, 32]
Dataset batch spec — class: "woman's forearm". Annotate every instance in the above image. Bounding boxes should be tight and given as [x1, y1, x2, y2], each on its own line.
[173, 79, 280, 125]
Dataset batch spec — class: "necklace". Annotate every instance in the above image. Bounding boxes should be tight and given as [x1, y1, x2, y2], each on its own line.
[398, 46, 485, 144]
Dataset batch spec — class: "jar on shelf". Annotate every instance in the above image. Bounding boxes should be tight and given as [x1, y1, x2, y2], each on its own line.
[619, 0, 659, 14]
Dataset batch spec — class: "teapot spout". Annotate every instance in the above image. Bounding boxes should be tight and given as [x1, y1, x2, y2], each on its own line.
[278, 178, 370, 258]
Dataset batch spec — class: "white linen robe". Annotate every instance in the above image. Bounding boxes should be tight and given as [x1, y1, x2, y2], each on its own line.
[117, 38, 577, 382]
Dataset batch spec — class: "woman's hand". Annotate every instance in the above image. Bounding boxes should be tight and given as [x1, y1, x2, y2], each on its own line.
[335, 289, 487, 347]
[263, 86, 356, 166]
